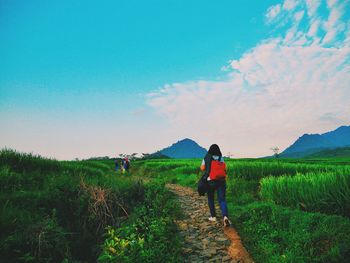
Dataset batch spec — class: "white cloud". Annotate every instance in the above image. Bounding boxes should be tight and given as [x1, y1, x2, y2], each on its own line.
[327, 0, 338, 8]
[307, 19, 320, 37]
[294, 10, 305, 22]
[266, 4, 282, 23]
[267, 0, 349, 47]
[147, 0, 350, 157]
[306, 0, 321, 17]
[321, 1, 347, 45]
[283, 0, 299, 11]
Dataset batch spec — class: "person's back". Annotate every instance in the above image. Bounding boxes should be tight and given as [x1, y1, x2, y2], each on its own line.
[124, 158, 130, 171]
[201, 154, 226, 181]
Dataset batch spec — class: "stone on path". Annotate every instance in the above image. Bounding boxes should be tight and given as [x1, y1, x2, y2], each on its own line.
[166, 184, 254, 263]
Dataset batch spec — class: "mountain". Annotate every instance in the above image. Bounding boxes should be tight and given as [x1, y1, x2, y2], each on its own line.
[306, 146, 350, 158]
[156, 138, 207, 159]
[280, 126, 350, 158]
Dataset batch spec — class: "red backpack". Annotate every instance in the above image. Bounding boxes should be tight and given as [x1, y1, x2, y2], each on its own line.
[209, 159, 227, 180]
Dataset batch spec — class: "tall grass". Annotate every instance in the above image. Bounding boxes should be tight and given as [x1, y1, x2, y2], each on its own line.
[226, 160, 350, 180]
[260, 172, 350, 217]
[135, 158, 350, 181]
[133, 158, 350, 262]
[0, 149, 61, 174]
[0, 149, 146, 262]
[230, 201, 350, 263]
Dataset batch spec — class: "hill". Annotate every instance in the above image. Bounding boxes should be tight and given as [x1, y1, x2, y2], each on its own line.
[306, 146, 350, 158]
[156, 138, 207, 159]
[281, 125, 350, 158]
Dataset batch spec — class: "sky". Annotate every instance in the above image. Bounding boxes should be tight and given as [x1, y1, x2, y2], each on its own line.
[1, 0, 350, 160]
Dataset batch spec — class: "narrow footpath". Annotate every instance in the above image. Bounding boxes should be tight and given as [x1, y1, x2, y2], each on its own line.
[167, 184, 254, 263]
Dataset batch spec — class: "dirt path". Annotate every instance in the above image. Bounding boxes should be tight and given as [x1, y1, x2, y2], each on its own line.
[167, 184, 254, 263]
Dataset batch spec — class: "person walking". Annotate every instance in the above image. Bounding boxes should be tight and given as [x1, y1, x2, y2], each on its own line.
[124, 157, 130, 172]
[120, 159, 125, 173]
[200, 144, 231, 227]
[114, 159, 119, 172]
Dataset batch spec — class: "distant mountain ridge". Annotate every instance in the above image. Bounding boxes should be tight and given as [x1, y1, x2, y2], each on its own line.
[156, 138, 207, 159]
[281, 125, 350, 158]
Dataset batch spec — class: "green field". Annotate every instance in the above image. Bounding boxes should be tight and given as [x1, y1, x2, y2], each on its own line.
[0, 149, 182, 262]
[132, 158, 350, 262]
[1, 149, 350, 262]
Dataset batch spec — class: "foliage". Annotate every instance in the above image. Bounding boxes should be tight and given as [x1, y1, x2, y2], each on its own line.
[133, 157, 350, 181]
[226, 160, 350, 180]
[0, 149, 145, 263]
[3, 148, 350, 263]
[98, 182, 182, 262]
[230, 202, 350, 263]
[132, 157, 350, 262]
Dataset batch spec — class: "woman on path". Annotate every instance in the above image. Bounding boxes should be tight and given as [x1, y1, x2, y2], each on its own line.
[200, 144, 231, 227]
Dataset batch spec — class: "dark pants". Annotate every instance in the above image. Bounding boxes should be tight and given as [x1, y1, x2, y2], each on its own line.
[207, 180, 228, 218]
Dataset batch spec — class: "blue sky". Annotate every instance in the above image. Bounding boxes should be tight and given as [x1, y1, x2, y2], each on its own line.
[1, 0, 349, 159]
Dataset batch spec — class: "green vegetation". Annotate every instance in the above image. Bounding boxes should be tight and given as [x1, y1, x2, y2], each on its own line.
[230, 202, 350, 263]
[226, 160, 350, 180]
[132, 157, 350, 262]
[2, 148, 350, 262]
[99, 182, 182, 262]
[306, 147, 350, 158]
[260, 172, 350, 217]
[0, 149, 182, 262]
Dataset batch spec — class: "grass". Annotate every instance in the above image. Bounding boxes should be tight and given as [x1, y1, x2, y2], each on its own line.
[260, 172, 350, 217]
[229, 201, 350, 263]
[132, 157, 350, 262]
[3, 149, 350, 262]
[98, 182, 183, 262]
[0, 149, 149, 262]
[225, 160, 350, 180]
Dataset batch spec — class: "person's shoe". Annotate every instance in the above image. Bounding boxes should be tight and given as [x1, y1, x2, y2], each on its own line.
[208, 217, 217, 222]
[223, 216, 231, 227]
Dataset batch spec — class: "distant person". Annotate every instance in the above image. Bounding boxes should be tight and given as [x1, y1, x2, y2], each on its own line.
[120, 159, 125, 173]
[123, 157, 130, 172]
[200, 144, 231, 227]
[114, 159, 119, 172]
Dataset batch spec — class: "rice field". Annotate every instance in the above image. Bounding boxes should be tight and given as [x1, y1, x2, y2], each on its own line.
[133, 157, 350, 262]
[260, 172, 350, 217]
[3, 149, 350, 262]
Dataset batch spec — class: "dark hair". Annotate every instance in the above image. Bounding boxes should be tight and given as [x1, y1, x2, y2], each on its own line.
[208, 144, 222, 157]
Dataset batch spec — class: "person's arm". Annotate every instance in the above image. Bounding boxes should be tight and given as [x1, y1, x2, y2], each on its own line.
[200, 159, 205, 171]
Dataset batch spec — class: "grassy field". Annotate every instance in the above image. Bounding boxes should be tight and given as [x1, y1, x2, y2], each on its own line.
[132, 157, 350, 262]
[2, 149, 350, 262]
[0, 149, 182, 262]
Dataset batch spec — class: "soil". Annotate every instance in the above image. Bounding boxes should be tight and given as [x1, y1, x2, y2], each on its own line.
[167, 184, 254, 263]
